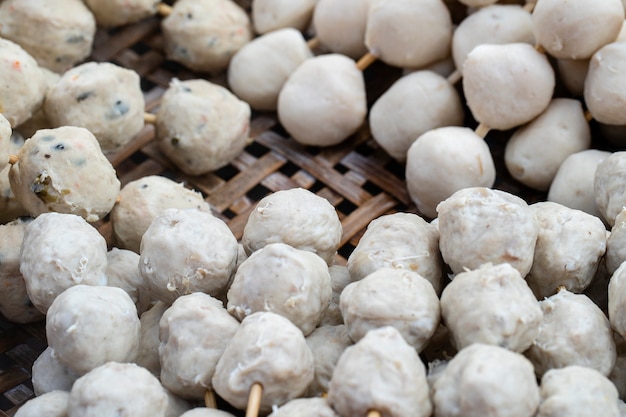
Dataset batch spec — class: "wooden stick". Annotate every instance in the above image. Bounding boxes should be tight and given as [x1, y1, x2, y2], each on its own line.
[584, 109, 593, 122]
[474, 123, 491, 139]
[446, 69, 462, 85]
[204, 390, 217, 408]
[157, 2, 172, 16]
[367, 410, 382, 417]
[306, 37, 321, 50]
[144, 113, 157, 124]
[245, 383, 263, 417]
[523, 1, 536, 13]
[8, 154, 18, 165]
[356, 52, 378, 71]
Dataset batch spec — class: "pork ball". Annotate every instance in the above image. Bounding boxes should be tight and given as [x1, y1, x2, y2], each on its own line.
[585, 42, 626, 125]
[305, 325, 353, 397]
[595, 151, 626, 226]
[14, 390, 69, 417]
[312, 0, 368, 59]
[84, 0, 159, 27]
[252, 0, 317, 34]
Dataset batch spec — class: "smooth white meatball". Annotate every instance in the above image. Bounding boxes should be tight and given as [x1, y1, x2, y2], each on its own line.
[406, 126, 496, 219]
[319, 265, 352, 326]
[369, 71, 464, 162]
[463, 43, 555, 130]
[340, 268, 440, 352]
[180, 409, 237, 417]
[305, 325, 353, 397]
[228, 28, 312, 111]
[252, 0, 317, 34]
[212, 312, 315, 413]
[136, 302, 169, 376]
[595, 151, 626, 226]
[20, 213, 108, 313]
[269, 397, 338, 417]
[312, 0, 368, 59]
[140, 208, 238, 304]
[533, 0, 624, 59]
[227, 242, 331, 336]
[527, 289, 616, 377]
[436, 187, 538, 277]
[365, 0, 452, 68]
[31, 347, 79, 396]
[14, 390, 69, 417]
[242, 187, 342, 265]
[433, 343, 540, 417]
[609, 261, 626, 342]
[46, 285, 140, 375]
[607, 209, 626, 274]
[278, 54, 367, 146]
[548, 149, 611, 219]
[440, 263, 542, 352]
[505, 98, 591, 191]
[106, 248, 151, 315]
[156, 78, 251, 175]
[327, 326, 432, 417]
[526, 202, 607, 298]
[84, 0, 158, 27]
[585, 42, 626, 125]
[347, 212, 443, 293]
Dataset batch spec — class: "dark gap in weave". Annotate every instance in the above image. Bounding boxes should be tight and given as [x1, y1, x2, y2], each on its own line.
[333, 162, 349, 175]
[335, 198, 358, 217]
[361, 180, 383, 197]
[221, 207, 237, 219]
[308, 181, 325, 194]
[247, 183, 272, 201]
[279, 160, 300, 177]
[338, 242, 355, 260]
[129, 151, 149, 164]
[140, 77, 157, 93]
[245, 140, 269, 158]
[354, 141, 375, 157]
[214, 164, 239, 182]
[0, 390, 15, 412]
[384, 159, 406, 180]
[130, 41, 151, 55]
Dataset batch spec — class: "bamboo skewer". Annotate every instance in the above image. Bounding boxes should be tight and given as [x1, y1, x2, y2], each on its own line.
[144, 112, 157, 124]
[367, 410, 382, 417]
[157, 2, 173, 16]
[356, 51, 378, 71]
[204, 390, 217, 409]
[245, 383, 263, 417]
[8, 154, 18, 165]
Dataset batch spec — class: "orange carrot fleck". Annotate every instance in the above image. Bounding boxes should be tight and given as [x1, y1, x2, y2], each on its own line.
[12, 60, 20, 70]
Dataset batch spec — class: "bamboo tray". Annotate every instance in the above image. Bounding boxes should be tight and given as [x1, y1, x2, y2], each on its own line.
[0, 7, 595, 416]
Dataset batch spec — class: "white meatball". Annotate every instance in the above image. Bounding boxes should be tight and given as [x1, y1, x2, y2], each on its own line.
[156, 78, 251, 175]
[452, 4, 534, 74]
[227, 242, 331, 336]
[347, 212, 443, 293]
[68, 362, 168, 417]
[406, 127, 496, 219]
[607, 209, 626, 274]
[44, 62, 145, 152]
[369, 71, 464, 162]
[527, 289, 616, 377]
[585, 42, 626, 125]
[84, 0, 158, 27]
[505, 98, 591, 191]
[277, 54, 367, 146]
[269, 397, 338, 417]
[212, 312, 315, 413]
[537, 366, 619, 417]
[305, 325, 353, 397]
[432, 343, 540, 417]
[31, 347, 79, 396]
[462, 43, 555, 130]
[20, 213, 108, 313]
[595, 151, 626, 226]
[319, 265, 352, 326]
[162, 0, 252, 73]
[365, 0, 452, 68]
[159, 293, 239, 400]
[242, 187, 342, 265]
[46, 285, 140, 375]
[548, 149, 611, 219]
[140, 208, 238, 304]
[0, 112, 11, 169]
[106, 248, 151, 315]
[9, 127, 120, 221]
[228, 28, 312, 111]
[340, 268, 440, 352]
[136, 301, 169, 376]
[14, 67, 59, 139]
[14, 390, 69, 417]
[111, 175, 213, 253]
[610, 353, 626, 401]
[0, 0, 95, 73]
[608, 261, 626, 342]
[440, 263, 542, 352]
[526, 202, 607, 298]
[252, 0, 317, 34]
[180, 409, 237, 417]
[312, 0, 368, 59]
[436, 187, 538, 277]
[533, 0, 624, 59]
[327, 326, 432, 417]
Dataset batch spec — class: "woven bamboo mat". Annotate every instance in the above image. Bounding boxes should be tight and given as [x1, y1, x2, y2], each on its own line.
[0, 7, 565, 415]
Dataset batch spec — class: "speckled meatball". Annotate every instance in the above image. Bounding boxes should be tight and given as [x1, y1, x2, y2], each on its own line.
[67, 362, 168, 417]
[212, 312, 315, 413]
[46, 285, 140, 375]
[526, 202, 607, 299]
[585, 42, 626, 125]
[537, 366, 620, 417]
[463, 43, 555, 130]
[19, 213, 108, 313]
[84, 0, 159, 27]
[31, 347, 79, 396]
[252, 0, 317, 34]
[340, 268, 440, 351]
[305, 324, 353, 397]
[44, 62, 145, 152]
[9, 126, 120, 221]
[111, 175, 213, 253]
[162, 0, 252, 73]
[0, 38, 47, 127]
[595, 151, 626, 226]
[268, 397, 339, 417]
[14, 390, 69, 417]
[527, 289, 616, 377]
[242, 188, 342, 265]
[277, 54, 367, 147]
[327, 326, 432, 417]
[436, 187, 539, 277]
[228, 28, 312, 111]
[159, 293, 239, 400]
[0, 218, 43, 323]
[312, 0, 368, 59]
[155, 78, 251, 175]
[609, 261, 626, 343]
[135, 301, 168, 377]
[14, 68, 60, 139]
[369, 71, 464, 162]
[0, 0, 95, 73]
[432, 343, 540, 417]
[227, 242, 331, 336]
[440, 263, 542, 352]
[106, 248, 151, 315]
[140, 208, 238, 304]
